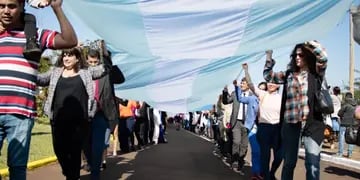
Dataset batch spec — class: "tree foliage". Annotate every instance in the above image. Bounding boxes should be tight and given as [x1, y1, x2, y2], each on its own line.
[35, 57, 52, 124]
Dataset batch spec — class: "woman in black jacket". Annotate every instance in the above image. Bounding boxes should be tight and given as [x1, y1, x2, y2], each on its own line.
[337, 92, 358, 158]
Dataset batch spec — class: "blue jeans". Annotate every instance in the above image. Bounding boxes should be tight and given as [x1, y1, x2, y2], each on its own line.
[87, 111, 110, 180]
[331, 117, 340, 132]
[281, 122, 302, 180]
[248, 125, 261, 174]
[303, 136, 322, 180]
[257, 123, 283, 180]
[0, 114, 34, 180]
[338, 126, 354, 156]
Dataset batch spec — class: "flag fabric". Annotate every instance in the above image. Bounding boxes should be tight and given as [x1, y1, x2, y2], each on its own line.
[63, 0, 353, 113]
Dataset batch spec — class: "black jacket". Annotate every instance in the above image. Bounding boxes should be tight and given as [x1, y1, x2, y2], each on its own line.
[97, 55, 124, 122]
[338, 97, 357, 127]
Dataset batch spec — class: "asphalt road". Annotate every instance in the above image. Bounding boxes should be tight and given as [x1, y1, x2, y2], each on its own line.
[24, 125, 360, 180]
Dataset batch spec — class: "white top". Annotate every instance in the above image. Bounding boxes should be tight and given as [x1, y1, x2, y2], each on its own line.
[254, 87, 281, 124]
[192, 113, 199, 125]
[237, 90, 249, 120]
[331, 94, 342, 118]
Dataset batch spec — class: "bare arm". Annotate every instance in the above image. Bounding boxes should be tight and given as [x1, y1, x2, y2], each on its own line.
[242, 63, 257, 95]
[51, 0, 77, 49]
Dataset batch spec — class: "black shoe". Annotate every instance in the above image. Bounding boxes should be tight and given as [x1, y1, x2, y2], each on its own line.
[23, 38, 42, 61]
[101, 162, 107, 170]
[130, 145, 136, 151]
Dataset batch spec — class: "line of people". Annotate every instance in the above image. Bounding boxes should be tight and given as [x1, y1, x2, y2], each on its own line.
[185, 41, 346, 180]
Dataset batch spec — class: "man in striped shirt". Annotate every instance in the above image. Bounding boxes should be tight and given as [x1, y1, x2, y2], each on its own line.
[0, 0, 77, 179]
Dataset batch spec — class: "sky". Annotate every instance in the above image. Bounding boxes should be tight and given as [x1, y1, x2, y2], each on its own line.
[27, 2, 360, 92]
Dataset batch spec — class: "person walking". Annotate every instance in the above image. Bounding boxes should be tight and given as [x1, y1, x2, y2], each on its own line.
[222, 78, 252, 175]
[233, 78, 261, 179]
[0, 0, 77, 179]
[243, 63, 283, 180]
[37, 47, 108, 180]
[263, 41, 328, 180]
[85, 40, 123, 180]
[337, 92, 358, 158]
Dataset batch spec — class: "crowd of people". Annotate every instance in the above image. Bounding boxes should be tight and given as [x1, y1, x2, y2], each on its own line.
[176, 42, 360, 180]
[1, 1, 360, 180]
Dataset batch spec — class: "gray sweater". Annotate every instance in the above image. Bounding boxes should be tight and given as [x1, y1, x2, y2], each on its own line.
[37, 65, 107, 119]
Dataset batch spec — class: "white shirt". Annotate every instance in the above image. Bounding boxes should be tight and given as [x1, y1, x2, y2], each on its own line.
[237, 90, 249, 120]
[254, 87, 281, 124]
[331, 94, 342, 118]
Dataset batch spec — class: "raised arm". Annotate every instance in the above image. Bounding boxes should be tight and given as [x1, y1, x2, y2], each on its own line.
[100, 40, 125, 84]
[234, 84, 253, 104]
[51, 0, 77, 49]
[222, 86, 234, 105]
[304, 41, 328, 77]
[263, 50, 286, 84]
[242, 63, 255, 94]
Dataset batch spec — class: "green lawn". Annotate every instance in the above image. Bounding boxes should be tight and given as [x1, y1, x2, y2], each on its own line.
[0, 123, 54, 169]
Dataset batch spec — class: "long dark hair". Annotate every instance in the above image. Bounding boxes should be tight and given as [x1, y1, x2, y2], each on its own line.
[55, 48, 87, 72]
[288, 43, 317, 74]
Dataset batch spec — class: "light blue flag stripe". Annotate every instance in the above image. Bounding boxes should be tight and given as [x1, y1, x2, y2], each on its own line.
[235, 0, 353, 54]
[64, 1, 152, 57]
[61, 0, 354, 113]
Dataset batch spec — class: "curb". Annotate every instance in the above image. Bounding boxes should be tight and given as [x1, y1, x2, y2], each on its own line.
[298, 148, 360, 170]
[0, 156, 57, 177]
[188, 130, 360, 171]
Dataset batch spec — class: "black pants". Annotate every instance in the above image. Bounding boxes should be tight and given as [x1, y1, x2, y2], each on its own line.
[51, 119, 89, 180]
[143, 117, 150, 145]
[118, 117, 132, 152]
[134, 118, 145, 146]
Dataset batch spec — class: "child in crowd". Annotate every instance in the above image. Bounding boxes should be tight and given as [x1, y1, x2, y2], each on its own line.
[0, 0, 52, 60]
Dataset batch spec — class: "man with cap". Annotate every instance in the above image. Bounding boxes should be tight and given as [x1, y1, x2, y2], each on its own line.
[0, 0, 77, 179]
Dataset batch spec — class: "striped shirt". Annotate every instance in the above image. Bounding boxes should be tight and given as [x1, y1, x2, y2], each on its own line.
[0, 29, 57, 118]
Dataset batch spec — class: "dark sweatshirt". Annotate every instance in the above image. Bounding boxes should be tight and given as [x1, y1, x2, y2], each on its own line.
[338, 97, 358, 127]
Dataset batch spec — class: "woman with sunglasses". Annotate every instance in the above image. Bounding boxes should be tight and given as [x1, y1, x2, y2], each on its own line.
[263, 41, 328, 180]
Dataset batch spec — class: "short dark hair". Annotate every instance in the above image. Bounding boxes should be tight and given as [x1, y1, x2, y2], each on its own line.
[345, 92, 353, 98]
[258, 82, 268, 91]
[87, 49, 100, 59]
[241, 77, 247, 83]
[333, 86, 341, 95]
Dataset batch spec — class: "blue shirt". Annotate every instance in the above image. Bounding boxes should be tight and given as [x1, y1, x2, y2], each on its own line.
[235, 85, 259, 130]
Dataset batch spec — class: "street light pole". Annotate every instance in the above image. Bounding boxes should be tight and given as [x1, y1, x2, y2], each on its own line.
[350, 7, 355, 96]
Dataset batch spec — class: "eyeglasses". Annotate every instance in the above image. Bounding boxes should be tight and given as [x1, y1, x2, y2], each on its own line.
[292, 53, 304, 58]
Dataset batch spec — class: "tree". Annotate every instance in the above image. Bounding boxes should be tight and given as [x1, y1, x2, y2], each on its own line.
[342, 69, 360, 103]
[35, 56, 52, 124]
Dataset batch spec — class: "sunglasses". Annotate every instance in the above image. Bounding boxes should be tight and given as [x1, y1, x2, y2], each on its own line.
[292, 53, 304, 58]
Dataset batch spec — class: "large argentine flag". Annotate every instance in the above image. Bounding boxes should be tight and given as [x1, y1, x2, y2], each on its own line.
[63, 0, 353, 113]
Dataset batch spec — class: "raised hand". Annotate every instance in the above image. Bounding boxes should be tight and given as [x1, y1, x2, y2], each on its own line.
[38, 0, 51, 8]
[242, 63, 248, 71]
[233, 79, 237, 86]
[265, 50, 273, 61]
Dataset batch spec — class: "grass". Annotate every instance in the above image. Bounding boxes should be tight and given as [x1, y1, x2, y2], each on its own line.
[0, 123, 54, 169]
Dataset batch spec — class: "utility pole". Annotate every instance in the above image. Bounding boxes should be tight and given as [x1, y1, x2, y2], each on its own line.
[350, 6, 357, 96]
